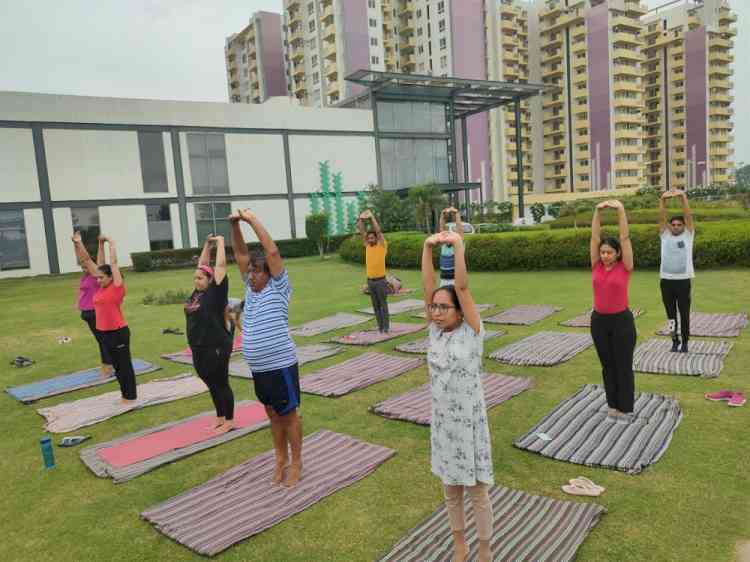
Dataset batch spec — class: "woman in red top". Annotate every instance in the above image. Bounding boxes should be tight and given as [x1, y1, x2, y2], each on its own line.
[590, 200, 636, 420]
[73, 232, 137, 402]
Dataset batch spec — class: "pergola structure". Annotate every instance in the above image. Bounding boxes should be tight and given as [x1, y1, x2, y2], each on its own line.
[345, 70, 550, 219]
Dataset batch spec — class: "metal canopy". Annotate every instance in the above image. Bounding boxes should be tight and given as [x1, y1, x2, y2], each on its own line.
[345, 69, 551, 118]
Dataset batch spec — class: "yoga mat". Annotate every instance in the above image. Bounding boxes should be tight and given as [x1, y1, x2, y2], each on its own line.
[330, 322, 424, 346]
[560, 308, 644, 328]
[80, 401, 269, 483]
[5, 359, 160, 404]
[489, 331, 593, 366]
[228, 344, 343, 379]
[357, 298, 425, 316]
[371, 373, 532, 425]
[656, 312, 748, 337]
[289, 313, 371, 337]
[485, 305, 562, 326]
[514, 384, 682, 474]
[395, 330, 504, 354]
[37, 374, 207, 433]
[142, 430, 395, 556]
[411, 303, 495, 319]
[301, 352, 423, 397]
[161, 335, 242, 365]
[378, 485, 606, 562]
[634, 338, 733, 378]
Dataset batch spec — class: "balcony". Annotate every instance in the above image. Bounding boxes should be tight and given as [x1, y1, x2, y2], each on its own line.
[575, 134, 589, 145]
[543, 126, 563, 137]
[613, 81, 640, 93]
[501, 18, 516, 33]
[542, 33, 563, 48]
[618, 145, 643, 155]
[611, 16, 642, 30]
[544, 154, 567, 166]
[710, 37, 732, 49]
[293, 81, 306, 96]
[324, 42, 337, 60]
[401, 36, 416, 53]
[501, 3, 520, 16]
[291, 46, 304, 62]
[710, 51, 733, 64]
[709, 65, 732, 77]
[709, 106, 733, 117]
[543, 10, 584, 33]
[712, 93, 734, 103]
[400, 18, 415, 35]
[615, 129, 641, 139]
[543, 111, 565, 123]
[325, 62, 337, 78]
[327, 80, 339, 96]
[321, 3, 334, 21]
[571, 39, 586, 53]
[710, 147, 731, 157]
[401, 54, 416, 67]
[543, 65, 563, 79]
[614, 64, 640, 77]
[615, 97, 642, 109]
[323, 23, 336, 40]
[289, 28, 304, 44]
[615, 113, 642, 124]
[544, 140, 566, 151]
[625, 2, 649, 16]
[402, 1, 415, 16]
[615, 160, 642, 171]
[719, 10, 738, 24]
[613, 48, 644, 61]
[543, 96, 564, 109]
[539, 2, 562, 18]
[293, 64, 305, 78]
[709, 78, 732, 89]
[612, 32, 640, 45]
[542, 49, 563, 63]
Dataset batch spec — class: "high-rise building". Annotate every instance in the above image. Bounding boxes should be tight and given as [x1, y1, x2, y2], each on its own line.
[642, 0, 736, 190]
[225, 12, 286, 104]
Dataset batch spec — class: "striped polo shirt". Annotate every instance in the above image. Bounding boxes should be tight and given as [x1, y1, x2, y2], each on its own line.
[241, 269, 297, 373]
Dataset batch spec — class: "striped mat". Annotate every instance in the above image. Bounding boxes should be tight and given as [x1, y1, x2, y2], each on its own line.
[37, 374, 207, 433]
[485, 305, 562, 326]
[80, 401, 269, 483]
[411, 303, 495, 319]
[228, 344, 343, 379]
[5, 359, 160, 404]
[377, 485, 606, 562]
[656, 312, 749, 338]
[395, 330, 505, 354]
[513, 384, 682, 474]
[330, 322, 424, 346]
[301, 352, 423, 397]
[560, 308, 644, 328]
[141, 430, 395, 557]
[371, 373, 532, 425]
[489, 332, 593, 366]
[634, 338, 733, 378]
[161, 336, 242, 365]
[289, 312, 371, 337]
[358, 298, 425, 316]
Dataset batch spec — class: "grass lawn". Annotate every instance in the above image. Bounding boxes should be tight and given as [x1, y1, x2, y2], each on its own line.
[1, 256, 748, 561]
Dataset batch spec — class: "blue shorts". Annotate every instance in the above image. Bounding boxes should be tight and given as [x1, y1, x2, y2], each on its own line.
[251, 363, 300, 416]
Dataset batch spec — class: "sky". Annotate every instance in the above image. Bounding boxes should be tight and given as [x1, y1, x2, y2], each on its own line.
[0, 0, 746, 162]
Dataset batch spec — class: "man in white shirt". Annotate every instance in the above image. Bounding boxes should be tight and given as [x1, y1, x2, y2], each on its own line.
[658, 189, 695, 352]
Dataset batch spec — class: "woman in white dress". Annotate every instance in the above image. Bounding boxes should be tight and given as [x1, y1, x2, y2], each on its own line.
[422, 230, 493, 562]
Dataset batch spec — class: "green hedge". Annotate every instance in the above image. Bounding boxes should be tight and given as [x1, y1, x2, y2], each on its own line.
[338, 221, 750, 270]
[131, 235, 350, 272]
[550, 207, 749, 229]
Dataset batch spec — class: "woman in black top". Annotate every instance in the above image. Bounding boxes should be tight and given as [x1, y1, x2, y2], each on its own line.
[185, 235, 235, 434]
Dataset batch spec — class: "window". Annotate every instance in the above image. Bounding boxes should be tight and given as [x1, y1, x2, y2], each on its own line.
[417, 27, 423, 36]
[313, 71, 320, 84]
[371, 55, 380, 64]
[0, 210, 29, 271]
[187, 134, 229, 195]
[369, 18, 377, 27]
[437, 1, 445, 14]
[379, 138, 449, 189]
[440, 55, 447, 67]
[307, 2, 314, 15]
[137, 131, 169, 193]
[311, 54, 318, 67]
[71, 207, 101, 259]
[376, 101, 446, 134]
[438, 19, 445, 32]
[308, 20, 315, 32]
[241, 54, 247, 63]
[146, 204, 173, 251]
[418, 45, 424, 54]
[370, 37, 378, 46]
[416, 9, 422, 17]
[368, 0, 376, 7]
[439, 38, 447, 50]
[195, 202, 232, 242]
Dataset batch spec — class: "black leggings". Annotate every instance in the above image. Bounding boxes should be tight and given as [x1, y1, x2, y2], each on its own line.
[660, 279, 691, 341]
[192, 344, 234, 420]
[80, 310, 112, 366]
[367, 277, 390, 332]
[99, 326, 137, 400]
[590, 309, 636, 413]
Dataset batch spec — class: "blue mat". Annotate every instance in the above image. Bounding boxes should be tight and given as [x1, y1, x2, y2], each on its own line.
[6, 359, 161, 404]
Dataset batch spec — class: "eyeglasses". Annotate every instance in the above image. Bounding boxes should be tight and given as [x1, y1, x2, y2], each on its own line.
[428, 303, 456, 314]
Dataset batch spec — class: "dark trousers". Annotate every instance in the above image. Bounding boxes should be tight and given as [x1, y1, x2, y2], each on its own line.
[100, 326, 137, 400]
[367, 277, 390, 332]
[80, 310, 112, 366]
[192, 343, 234, 420]
[660, 279, 691, 341]
[590, 309, 636, 413]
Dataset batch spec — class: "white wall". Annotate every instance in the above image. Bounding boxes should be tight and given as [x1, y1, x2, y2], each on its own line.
[0, 127, 40, 203]
[53, 207, 78, 273]
[99, 205, 150, 268]
[288, 135, 377, 194]
[0, 209, 49, 279]
[169, 203, 183, 249]
[226, 134, 287, 195]
[231, 199, 292, 241]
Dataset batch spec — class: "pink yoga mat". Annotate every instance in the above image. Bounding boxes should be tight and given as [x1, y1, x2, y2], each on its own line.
[97, 402, 268, 468]
[177, 334, 242, 357]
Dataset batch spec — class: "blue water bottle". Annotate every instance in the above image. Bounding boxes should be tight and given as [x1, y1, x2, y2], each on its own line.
[40, 436, 55, 469]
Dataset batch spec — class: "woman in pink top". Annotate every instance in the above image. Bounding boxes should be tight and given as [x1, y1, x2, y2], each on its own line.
[590, 200, 636, 420]
[76, 236, 113, 377]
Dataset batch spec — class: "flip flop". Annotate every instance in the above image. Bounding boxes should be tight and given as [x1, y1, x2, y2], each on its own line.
[57, 336, 72, 344]
[569, 476, 605, 495]
[561, 483, 603, 497]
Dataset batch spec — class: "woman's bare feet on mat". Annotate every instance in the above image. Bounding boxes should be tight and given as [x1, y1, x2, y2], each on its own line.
[477, 540, 491, 562]
[273, 461, 288, 484]
[284, 463, 302, 487]
[213, 420, 234, 435]
[451, 544, 469, 562]
[100, 365, 113, 378]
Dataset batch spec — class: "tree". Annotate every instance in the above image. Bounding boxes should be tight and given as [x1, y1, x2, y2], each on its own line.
[735, 162, 750, 188]
[407, 183, 447, 232]
[530, 202, 546, 224]
[364, 184, 415, 232]
[305, 213, 329, 258]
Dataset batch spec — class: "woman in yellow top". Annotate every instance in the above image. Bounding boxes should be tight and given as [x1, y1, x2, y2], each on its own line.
[357, 210, 389, 333]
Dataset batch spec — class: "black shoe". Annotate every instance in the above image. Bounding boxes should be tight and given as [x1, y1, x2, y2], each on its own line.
[670, 338, 680, 352]
[680, 340, 688, 353]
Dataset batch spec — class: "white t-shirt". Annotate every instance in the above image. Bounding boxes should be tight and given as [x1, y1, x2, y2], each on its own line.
[660, 229, 695, 280]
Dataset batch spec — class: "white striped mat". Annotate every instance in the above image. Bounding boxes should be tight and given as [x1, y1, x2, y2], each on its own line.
[656, 312, 748, 338]
[289, 312, 371, 337]
[634, 338, 733, 378]
[514, 384, 682, 474]
[485, 305, 562, 326]
[377, 485, 606, 562]
[228, 344, 343, 379]
[489, 331, 593, 366]
[357, 298, 425, 316]
[560, 308, 644, 328]
[330, 322, 424, 346]
[411, 303, 495, 319]
[395, 330, 504, 354]
[142, 430, 395, 557]
[371, 373, 532, 425]
[301, 352, 424, 397]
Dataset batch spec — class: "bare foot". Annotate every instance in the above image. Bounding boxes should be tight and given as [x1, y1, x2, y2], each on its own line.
[273, 462, 287, 484]
[284, 463, 302, 487]
[477, 540, 491, 562]
[452, 543, 469, 562]
[213, 421, 234, 435]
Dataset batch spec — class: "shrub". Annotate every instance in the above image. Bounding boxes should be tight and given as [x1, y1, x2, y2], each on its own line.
[305, 213, 329, 258]
[338, 221, 750, 270]
[142, 289, 192, 305]
[550, 207, 749, 229]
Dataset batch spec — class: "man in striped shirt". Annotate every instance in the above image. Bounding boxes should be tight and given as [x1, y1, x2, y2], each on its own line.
[230, 208, 302, 487]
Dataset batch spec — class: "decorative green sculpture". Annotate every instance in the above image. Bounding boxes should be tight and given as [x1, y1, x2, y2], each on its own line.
[307, 161, 366, 236]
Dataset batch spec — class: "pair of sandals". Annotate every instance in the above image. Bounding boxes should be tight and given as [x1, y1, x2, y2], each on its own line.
[10, 356, 34, 368]
[561, 476, 606, 497]
[162, 327, 184, 335]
